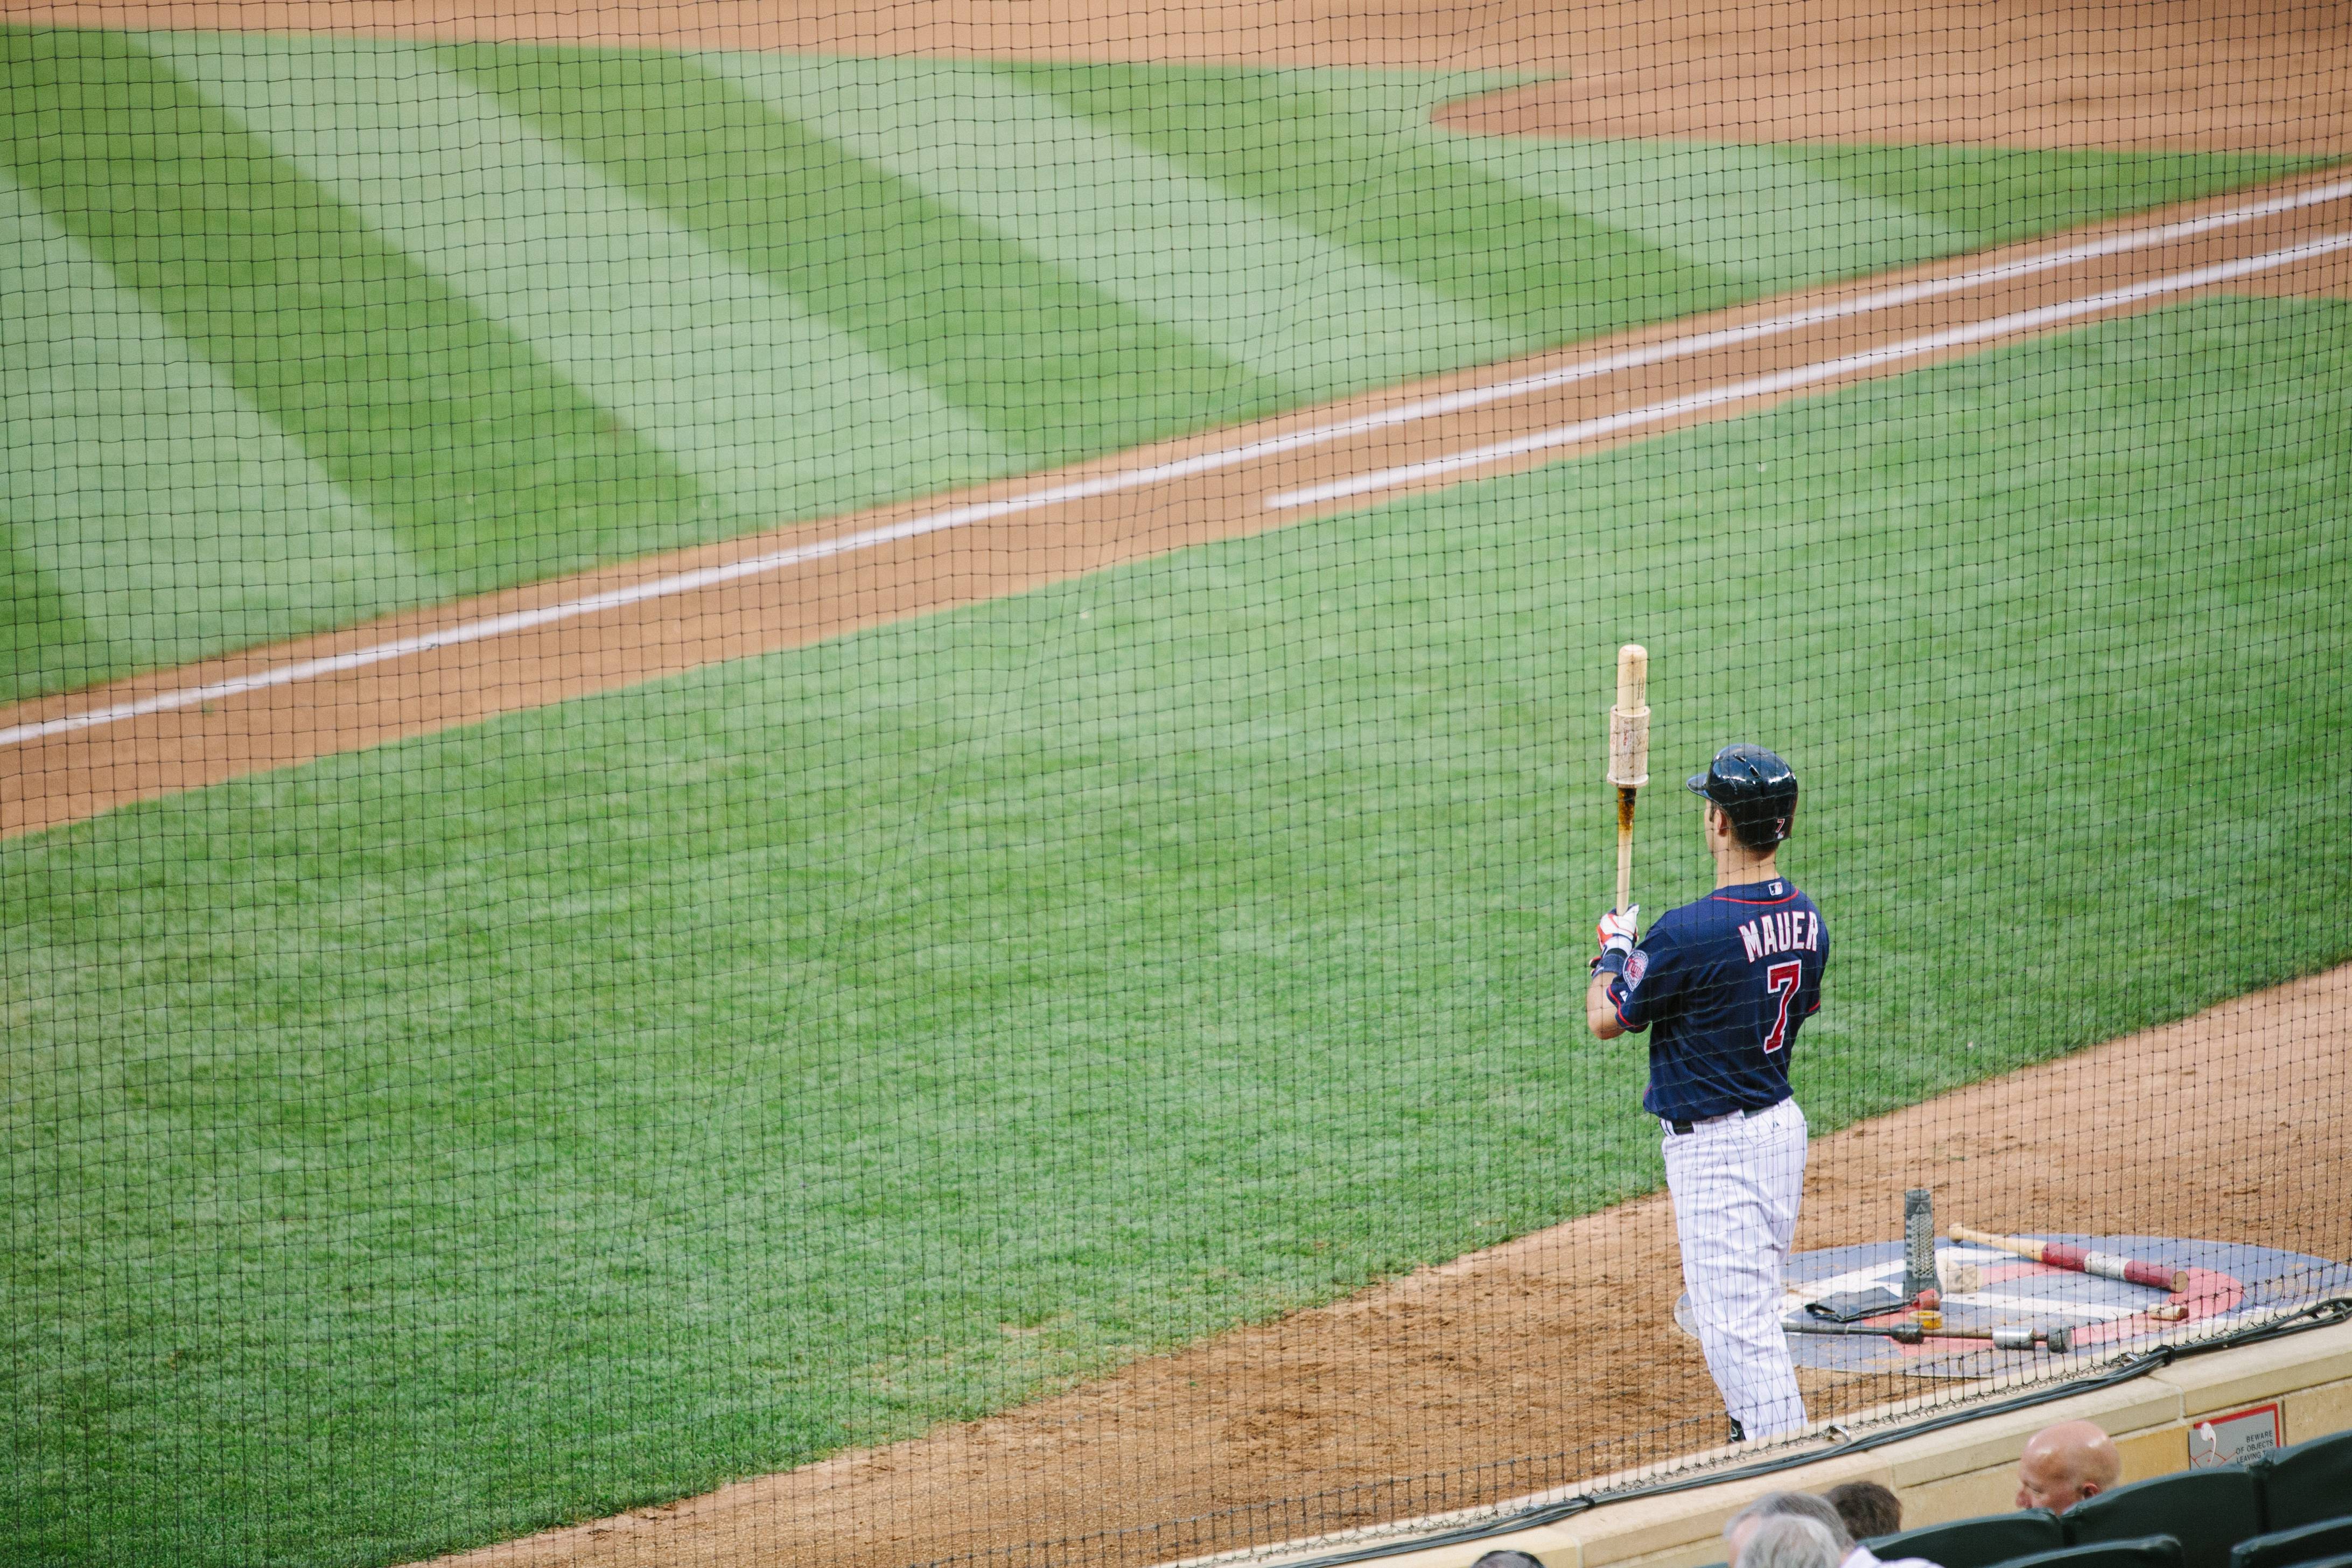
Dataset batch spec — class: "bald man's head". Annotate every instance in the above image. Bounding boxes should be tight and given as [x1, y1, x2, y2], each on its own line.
[2015, 1421, 2122, 1513]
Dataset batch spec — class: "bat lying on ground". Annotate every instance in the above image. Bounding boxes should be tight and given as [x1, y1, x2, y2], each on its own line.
[1949, 1224, 2188, 1292]
[1782, 1317, 2075, 1352]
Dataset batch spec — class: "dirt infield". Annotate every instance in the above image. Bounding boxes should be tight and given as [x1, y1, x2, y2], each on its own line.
[1434, 1, 2352, 156]
[11, 1, 2348, 154]
[0, 0, 1559, 67]
[414, 964, 2352, 1568]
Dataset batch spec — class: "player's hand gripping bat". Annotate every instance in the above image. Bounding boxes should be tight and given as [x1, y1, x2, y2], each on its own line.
[1607, 645, 1650, 927]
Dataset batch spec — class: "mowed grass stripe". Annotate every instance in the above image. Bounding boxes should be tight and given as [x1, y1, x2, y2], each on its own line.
[0, 26, 706, 594]
[0, 165, 441, 704]
[703, 52, 1515, 403]
[148, 32, 1011, 538]
[1009, 61, 1749, 348]
[1432, 131, 1964, 291]
[444, 41, 1290, 467]
[6, 296, 2348, 1568]
[0, 520, 95, 702]
[1782, 142, 2331, 256]
[1423, 118, 2329, 298]
[1334, 75, 1968, 289]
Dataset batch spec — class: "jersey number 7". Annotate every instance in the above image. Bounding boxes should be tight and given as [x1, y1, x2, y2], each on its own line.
[1763, 960, 1803, 1054]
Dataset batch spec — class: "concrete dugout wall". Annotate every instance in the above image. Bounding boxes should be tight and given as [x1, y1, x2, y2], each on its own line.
[1225, 1317, 2352, 1568]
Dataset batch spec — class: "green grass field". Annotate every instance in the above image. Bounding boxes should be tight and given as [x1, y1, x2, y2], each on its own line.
[0, 23, 2320, 701]
[7, 290, 2350, 1567]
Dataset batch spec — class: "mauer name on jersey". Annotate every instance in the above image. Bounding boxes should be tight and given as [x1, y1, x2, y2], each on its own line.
[1738, 908, 1822, 963]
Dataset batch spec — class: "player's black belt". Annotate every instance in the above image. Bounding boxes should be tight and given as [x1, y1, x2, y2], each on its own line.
[1664, 1100, 1784, 1135]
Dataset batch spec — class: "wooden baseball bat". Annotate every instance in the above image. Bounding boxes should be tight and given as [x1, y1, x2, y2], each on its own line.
[1607, 645, 1650, 918]
[1949, 1224, 2188, 1292]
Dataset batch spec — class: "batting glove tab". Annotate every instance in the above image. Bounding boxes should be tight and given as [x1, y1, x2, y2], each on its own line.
[1595, 906, 1639, 955]
[1590, 906, 1639, 976]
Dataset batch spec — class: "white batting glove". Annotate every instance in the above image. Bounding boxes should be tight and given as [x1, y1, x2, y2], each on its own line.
[1595, 905, 1639, 956]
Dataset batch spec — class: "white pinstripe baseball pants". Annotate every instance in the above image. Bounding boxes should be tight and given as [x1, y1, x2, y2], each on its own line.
[1661, 1096, 1809, 1438]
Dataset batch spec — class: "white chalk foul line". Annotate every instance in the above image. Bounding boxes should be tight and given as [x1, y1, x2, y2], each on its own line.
[1266, 229, 2352, 510]
[6, 180, 2349, 751]
[1262, 176, 2352, 455]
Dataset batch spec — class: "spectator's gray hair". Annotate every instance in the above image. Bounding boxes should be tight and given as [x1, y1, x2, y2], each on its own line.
[1735, 1515, 1846, 1568]
[1726, 1492, 1855, 1552]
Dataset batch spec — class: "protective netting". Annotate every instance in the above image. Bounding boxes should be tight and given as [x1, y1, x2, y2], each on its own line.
[3, 5, 2348, 1567]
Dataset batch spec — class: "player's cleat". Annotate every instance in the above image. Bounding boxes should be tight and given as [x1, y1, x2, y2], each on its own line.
[1727, 1416, 1747, 1444]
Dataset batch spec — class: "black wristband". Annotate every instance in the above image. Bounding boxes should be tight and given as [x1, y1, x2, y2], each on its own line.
[1591, 947, 1630, 979]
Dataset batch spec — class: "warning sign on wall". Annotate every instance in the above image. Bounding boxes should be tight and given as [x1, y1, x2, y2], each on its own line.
[2188, 1402, 2282, 1468]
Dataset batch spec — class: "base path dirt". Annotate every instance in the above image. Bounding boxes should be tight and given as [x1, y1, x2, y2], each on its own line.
[11, 1, 2348, 154]
[5, 167, 2348, 838]
[415, 964, 2352, 1568]
[1432, 1, 2352, 156]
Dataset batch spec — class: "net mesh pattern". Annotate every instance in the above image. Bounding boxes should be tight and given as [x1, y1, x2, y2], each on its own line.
[3, 5, 2348, 1566]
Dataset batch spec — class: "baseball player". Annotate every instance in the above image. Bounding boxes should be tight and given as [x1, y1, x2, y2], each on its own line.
[1584, 744, 1827, 1441]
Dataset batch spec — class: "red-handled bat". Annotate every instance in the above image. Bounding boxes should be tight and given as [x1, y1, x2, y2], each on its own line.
[1949, 1224, 2187, 1292]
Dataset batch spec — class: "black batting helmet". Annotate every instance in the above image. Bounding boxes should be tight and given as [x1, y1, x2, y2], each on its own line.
[1686, 744, 1798, 845]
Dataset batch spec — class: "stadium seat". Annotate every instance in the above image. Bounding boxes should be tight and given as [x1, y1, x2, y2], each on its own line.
[2255, 1429, 2352, 1531]
[1867, 1510, 2064, 1568]
[1988, 1534, 2187, 1568]
[2062, 1467, 2263, 1568]
[2231, 1517, 2352, 1568]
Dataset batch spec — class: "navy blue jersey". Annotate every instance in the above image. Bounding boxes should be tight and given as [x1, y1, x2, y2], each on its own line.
[1609, 878, 1828, 1120]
